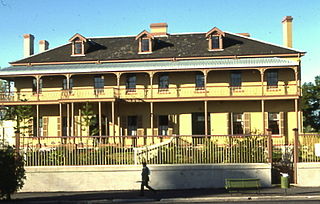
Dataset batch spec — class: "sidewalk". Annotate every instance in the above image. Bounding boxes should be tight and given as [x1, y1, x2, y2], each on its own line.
[4, 186, 320, 203]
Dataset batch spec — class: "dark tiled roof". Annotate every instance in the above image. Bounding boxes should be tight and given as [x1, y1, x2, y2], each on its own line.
[12, 32, 302, 64]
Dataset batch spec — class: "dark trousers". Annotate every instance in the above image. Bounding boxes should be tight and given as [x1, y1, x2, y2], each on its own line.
[140, 180, 156, 195]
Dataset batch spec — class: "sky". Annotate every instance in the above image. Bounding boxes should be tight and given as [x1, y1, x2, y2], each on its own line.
[0, 0, 319, 83]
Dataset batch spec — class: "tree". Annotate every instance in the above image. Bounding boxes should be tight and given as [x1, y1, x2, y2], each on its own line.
[79, 102, 98, 137]
[301, 76, 320, 132]
[4, 100, 33, 136]
[0, 145, 26, 200]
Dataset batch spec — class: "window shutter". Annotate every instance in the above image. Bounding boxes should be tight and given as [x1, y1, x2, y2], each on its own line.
[137, 115, 143, 128]
[168, 128, 173, 135]
[264, 112, 269, 133]
[57, 117, 61, 136]
[43, 117, 48, 137]
[28, 118, 34, 137]
[244, 113, 251, 134]
[226, 113, 231, 135]
[280, 112, 285, 136]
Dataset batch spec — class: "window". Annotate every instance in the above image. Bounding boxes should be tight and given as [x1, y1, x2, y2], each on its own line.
[268, 112, 280, 134]
[128, 116, 137, 136]
[32, 117, 43, 137]
[232, 113, 244, 134]
[74, 42, 82, 54]
[195, 73, 205, 89]
[267, 70, 278, 87]
[94, 76, 104, 89]
[32, 78, 42, 94]
[159, 73, 169, 91]
[32, 79, 37, 94]
[230, 71, 242, 87]
[159, 115, 169, 136]
[126, 74, 136, 92]
[62, 78, 73, 90]
[94, 76, 104, 95]
[211, 36, 220, 49]
[141, 39, 150, 52]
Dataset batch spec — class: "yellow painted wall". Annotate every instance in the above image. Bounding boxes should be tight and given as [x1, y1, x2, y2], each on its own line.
[179, 114, 192, 135]
[211, 113, 228, 135]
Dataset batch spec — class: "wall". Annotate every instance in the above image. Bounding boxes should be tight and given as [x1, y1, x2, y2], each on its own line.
[297, 163, 320, 187]
[21, 164, 271, 192]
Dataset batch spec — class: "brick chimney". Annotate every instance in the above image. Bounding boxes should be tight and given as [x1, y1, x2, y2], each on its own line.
[39, 40, 49, 53]
[282, 16, 293, 48]
[23, 34, 34, 58]
[150, 23, 168, 36]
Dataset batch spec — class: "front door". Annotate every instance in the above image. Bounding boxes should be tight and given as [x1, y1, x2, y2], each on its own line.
[192, 113, 207, 144]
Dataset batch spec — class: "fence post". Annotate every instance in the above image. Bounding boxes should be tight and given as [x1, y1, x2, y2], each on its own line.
[266, 128, 273, 164]
[293, 128, 299, 184]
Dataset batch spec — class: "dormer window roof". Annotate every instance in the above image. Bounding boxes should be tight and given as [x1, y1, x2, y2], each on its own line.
[135, 30, 154, 54]
[205, 27, 225, 51]
[69, 33, 87, 56]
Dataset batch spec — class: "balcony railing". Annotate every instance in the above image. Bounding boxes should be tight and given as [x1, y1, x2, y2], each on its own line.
[0, 84, 298, 102]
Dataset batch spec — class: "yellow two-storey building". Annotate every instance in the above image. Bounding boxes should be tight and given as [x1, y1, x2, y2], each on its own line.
[0, 17, 304, 148]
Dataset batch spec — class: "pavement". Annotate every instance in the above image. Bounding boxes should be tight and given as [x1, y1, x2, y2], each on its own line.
[2, 185, 320, 203]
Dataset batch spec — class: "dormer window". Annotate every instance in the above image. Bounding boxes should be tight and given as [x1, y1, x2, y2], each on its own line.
[141, 38, 150, 52]
[135, 30, 154, 54]
[74, 42, 83, 54]
[69, 33, 87, 56]
[206, 27, 225, 51]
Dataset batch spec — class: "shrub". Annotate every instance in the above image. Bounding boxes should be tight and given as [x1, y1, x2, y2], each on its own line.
[0, 146, 26, 200]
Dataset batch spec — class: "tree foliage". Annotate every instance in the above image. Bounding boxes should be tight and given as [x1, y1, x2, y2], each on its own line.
[0, 145, 26, 200]
[79, 102, 98, 136]
[4, 100, 33, 135]
[301, 76, 320, 132]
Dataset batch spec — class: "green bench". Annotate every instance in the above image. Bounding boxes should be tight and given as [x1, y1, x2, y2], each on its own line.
[225, 178, 261, 193]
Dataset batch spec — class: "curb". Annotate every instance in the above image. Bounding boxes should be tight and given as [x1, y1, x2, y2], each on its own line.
[161, 195, 320, 202]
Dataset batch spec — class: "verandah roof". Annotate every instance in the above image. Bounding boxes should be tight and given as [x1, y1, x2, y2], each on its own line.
[0, 58, 299, 77]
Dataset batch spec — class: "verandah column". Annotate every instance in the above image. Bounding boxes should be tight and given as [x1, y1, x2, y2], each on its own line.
[262, 100, 265, 135]
[204, 100, 208, 137]
[111, 101, 116, 137]
[98, 101, 102, 137]
[259, 68, 265, 96]
[67, 103, 70, 137]
[150, 102, 154, 144]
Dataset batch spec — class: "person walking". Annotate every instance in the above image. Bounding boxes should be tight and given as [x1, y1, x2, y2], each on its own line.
[140, 161, 156, 196]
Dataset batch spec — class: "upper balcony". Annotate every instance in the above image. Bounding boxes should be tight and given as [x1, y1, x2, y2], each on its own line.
[0, 58, 300, 103]
[0, 83, 299, 103]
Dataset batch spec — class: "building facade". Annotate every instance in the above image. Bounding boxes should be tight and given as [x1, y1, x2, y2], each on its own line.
[0, 17, 304, 147]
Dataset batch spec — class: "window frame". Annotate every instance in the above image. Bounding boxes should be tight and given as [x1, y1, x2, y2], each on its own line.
[72, 41, 85, 56]
[94, 75, 104, 95]
[32, 78, 42, 94]
[127, 115, 138, 136]
[268, 112, 280, 135]
[126, 74, 136, 92]
[195, 73, 205, 90]
[208, 34, 223, 51]
[232, 112, 244, 135]
[230, 71, 242, 88]
[158, 73, 169, 91]
[267, 69, 278, 88]
[158, 115, 169, 136]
